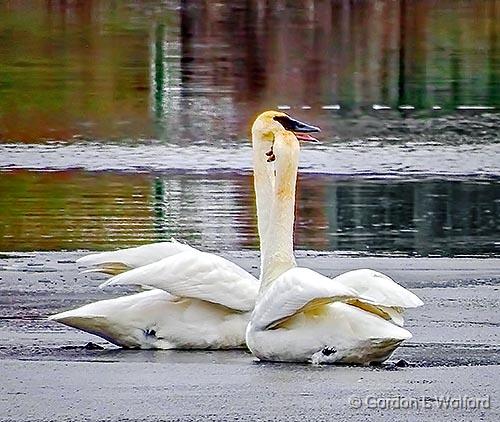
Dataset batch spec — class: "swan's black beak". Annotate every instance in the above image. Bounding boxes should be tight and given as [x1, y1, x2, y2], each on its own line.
[273, 115, 321, 142]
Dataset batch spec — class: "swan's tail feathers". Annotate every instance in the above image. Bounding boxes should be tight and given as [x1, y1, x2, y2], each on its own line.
[345, 302, 413, 363]
[48, 290, 176, 348]
[49, 307, 122, 346]
[362, 335, 411, 365]
[76, 240, 195, 272]
[49, 308, 103, 326]
[49, 311, 138, 348]
[369, 329, 412, 363]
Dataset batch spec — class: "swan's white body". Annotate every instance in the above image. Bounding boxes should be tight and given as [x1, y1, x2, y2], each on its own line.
[50, 289, 249, 349]
[246, 267, 420, 364]
[50, 241, 258, 349]
[246, 116, 423, 364]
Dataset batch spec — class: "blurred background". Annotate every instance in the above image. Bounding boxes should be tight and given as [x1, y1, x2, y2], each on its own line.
[0, 0, 498, 256]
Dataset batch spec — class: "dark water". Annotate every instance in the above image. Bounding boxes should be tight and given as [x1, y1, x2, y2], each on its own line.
[0, 170, 497, 257]
[0, 1, 499, 255]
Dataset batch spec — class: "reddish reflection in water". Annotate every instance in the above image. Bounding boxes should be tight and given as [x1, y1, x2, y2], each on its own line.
[0, 0, 497, 142]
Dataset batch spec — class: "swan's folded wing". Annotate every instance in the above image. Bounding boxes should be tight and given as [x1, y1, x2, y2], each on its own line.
[333, 269, 423, 326]
[101, 250, 259, 312]
[252, 267, 359, 331]
[333, 269, 423, 308]
[76, 240, 195, 274]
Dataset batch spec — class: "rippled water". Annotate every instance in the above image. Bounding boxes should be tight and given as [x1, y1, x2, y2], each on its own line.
[0, 171, 497, 257]
[0, 1, 498, 255]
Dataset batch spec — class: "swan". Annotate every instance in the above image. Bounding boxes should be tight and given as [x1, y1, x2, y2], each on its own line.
[246, 111, 424, 364]
[49, 111, 321, 349]
[49, 239, 258, 349]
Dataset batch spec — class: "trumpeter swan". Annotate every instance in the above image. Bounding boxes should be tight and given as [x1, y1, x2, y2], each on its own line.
[246, 111, 423, 364]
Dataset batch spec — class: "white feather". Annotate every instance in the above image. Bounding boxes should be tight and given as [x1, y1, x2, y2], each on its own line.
[76, 239, 193, 269]
[101, 250, 259, 312]
[252, 267, 358, 330]
[333, 269, 424, 308]
[53, 241, 258, 348]
[247, 266, 415, 363]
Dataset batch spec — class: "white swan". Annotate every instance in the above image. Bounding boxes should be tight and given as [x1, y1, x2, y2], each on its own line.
[49, 111, 321, 349]
[246, 111, 424, 364]
[49, 240, 258, 349]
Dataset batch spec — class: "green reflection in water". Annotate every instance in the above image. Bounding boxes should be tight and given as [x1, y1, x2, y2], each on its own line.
[0, 170, 497, 257]
[0, 1, 176, 141]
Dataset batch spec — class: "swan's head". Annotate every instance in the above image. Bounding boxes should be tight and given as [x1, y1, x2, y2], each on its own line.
[251, 110, 320, 145]
[252, 110, 320, 163]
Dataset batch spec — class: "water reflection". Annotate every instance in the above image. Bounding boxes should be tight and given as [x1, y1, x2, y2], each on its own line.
[1, 2, 498, 256]
[0, 0, 498, 142]
[177, 0, 499, 109]
[0, 171, 497, 257]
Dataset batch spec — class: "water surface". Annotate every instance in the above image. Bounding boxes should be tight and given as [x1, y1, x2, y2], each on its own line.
[1, 170, 497, 256]
[0, 1, 498, 256]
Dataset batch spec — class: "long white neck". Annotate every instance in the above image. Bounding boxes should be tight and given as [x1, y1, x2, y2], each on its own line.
[258, 133, 299, 292]
[251, 130, 275, 255]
